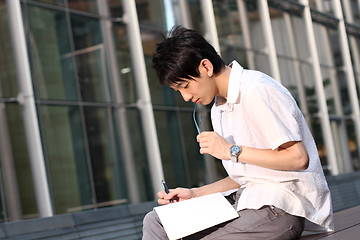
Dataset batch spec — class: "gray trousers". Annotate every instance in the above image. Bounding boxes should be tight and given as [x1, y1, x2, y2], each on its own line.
[142, 189, 305, 240]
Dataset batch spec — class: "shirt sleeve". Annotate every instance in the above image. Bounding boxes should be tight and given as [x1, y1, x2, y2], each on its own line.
[243, 82, 303, 150]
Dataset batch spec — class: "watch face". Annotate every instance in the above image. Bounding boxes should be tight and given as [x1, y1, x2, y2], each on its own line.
[231, 145, 241, 153]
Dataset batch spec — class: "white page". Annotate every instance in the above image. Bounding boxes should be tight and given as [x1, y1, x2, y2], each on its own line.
[154, 192, 239, 240]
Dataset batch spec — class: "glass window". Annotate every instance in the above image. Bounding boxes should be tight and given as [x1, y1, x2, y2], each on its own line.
[136, 0, 166, 30]
[355, 38, 360, 94]
[6, 105, 37, 218]
[213, 0, 247, 66]
[291, 16, 318, 118]
[351, 0, 360, 25]
[309, 0, 334, 14]
[0, 195, 4, 222]
[179, 111, 209, 187]
[27, 6, 78, 101]
[0, 103, 23, 222]
[68, 0, 98, 14]
[313, 24, 350, 115]
[75, 47, 112, 102]
[269, 10, 294, 80]
[126, 108, 152, 201]
[245, 1, 270, 75]
[70, 14, 102, 51]
[83, 106, 126, 204]
[299, 61, 329, 162]
[267, 8, 311, 124]
[154, 110, 188, 187]
[311, 118, 330, 174]
[41, 105, 92, 214]
[0, 2, 18, 98]
[112, 23, 137, 104]
[107, 0, 123, 17]
[346, 119, 360, 170]
[135, 0, 170, 105]
[70, 14, 112, 103]
[186, 0, 204, 34]
[32, 0, 65, 7]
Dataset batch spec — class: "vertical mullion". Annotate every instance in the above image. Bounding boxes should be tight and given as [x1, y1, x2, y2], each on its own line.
[237, 0, 255, 70]
[178, 0, 193, 28]
[6, 0, 53, 217]
[283, 13, 311, 126]
[257, 0, 281, 81]
[200, 0, 221, 54]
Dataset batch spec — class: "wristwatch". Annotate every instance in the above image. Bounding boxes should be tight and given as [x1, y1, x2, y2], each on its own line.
[230, 145, 242, 163]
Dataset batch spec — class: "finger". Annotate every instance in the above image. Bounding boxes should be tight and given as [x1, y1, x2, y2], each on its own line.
[167, 187, 188, 200]
[158, 199, 171, 205]
[163, 193, 173, 200]
[196, 131, 209, 142]
[199, 142, 208, 148]
[198, 136, 211, 145]
[163, 189, 179, 200]
[200, 148, 210, 155]
[157, 191, 165, 198]
[196, 134, 201, 142]
[158, 190, 175, 203]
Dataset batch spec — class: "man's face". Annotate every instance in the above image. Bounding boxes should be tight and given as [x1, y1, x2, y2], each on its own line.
[170, 73, 216, 105]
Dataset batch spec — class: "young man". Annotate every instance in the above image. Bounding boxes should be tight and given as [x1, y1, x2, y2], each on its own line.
[143, 26, 333, 239]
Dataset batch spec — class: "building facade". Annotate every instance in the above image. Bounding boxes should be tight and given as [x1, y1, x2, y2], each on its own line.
[0, 0, 359, 222]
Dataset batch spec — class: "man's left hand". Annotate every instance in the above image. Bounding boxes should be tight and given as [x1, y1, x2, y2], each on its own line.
[196, 131, 232, 160]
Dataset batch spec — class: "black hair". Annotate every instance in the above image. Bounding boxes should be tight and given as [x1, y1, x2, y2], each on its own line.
[152, 26, 225, 86]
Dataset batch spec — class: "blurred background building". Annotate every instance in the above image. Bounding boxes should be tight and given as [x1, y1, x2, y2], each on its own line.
[0, 0, 359, 222]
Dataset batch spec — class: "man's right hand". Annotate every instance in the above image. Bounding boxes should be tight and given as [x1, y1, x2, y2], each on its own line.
[157, 187, 196, 205]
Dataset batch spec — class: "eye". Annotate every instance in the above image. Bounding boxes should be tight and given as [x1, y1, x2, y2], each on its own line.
[184, 83, 189, 89]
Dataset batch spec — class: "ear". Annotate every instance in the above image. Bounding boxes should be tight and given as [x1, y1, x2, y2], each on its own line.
[199, 59, 214, 77]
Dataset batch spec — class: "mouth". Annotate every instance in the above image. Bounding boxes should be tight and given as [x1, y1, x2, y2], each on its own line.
[194, 98, 200, 104]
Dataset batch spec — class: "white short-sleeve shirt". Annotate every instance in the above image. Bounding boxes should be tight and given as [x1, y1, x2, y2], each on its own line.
[211, 61, 334, 232]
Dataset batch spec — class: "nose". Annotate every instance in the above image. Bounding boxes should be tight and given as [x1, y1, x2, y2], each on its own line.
[179, 90, 192, 102]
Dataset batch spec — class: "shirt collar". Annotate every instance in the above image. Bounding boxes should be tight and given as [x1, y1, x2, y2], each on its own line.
[215, 60, 244, 111]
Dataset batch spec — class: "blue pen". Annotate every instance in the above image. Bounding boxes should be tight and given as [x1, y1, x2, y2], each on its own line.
[161, 180, 173, 203]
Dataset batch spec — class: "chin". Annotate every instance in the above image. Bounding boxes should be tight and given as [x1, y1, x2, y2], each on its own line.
[206, 99, 216, 106]
[202, 98, 215, 105]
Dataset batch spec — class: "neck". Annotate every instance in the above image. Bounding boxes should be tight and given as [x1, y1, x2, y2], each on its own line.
[214, 65, 232, 99]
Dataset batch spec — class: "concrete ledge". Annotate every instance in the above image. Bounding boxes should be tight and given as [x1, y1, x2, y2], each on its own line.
[2, 171, 360, 239]
[0, 214, 75, 236]
[326, 171, 360, 211]
[0, 201, 158, 240]
[300, 205, 360, 239]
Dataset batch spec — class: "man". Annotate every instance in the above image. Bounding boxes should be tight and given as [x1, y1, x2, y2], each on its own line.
[143, 26, 333, 239]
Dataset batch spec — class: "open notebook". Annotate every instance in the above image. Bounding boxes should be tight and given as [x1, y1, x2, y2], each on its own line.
[154, 192, 239, 240]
